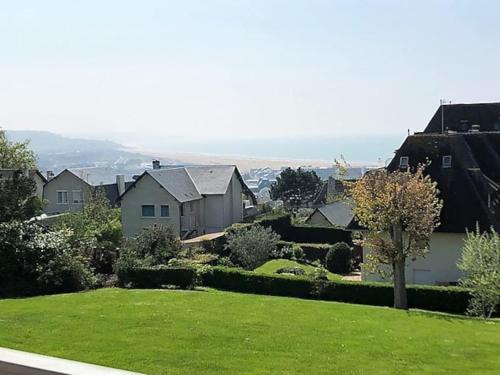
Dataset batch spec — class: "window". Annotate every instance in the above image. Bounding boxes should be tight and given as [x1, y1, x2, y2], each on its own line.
[442, 155, 452, 168]
[57, 191, 68, 204]
[160, 205, 170, 217]
[72, 190, 84, 203]
[399, 156, 409, 168]
[141, 205, 155, 217]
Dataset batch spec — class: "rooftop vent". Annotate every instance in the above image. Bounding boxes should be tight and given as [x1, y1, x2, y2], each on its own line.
[152, 160, 161, 169]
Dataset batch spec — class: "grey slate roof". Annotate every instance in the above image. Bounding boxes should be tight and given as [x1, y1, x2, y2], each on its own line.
[121, 165, 257, 205]
[147, 168, 202, 203]
[312, 201, 354, 227]
[185, 165, 236, 194]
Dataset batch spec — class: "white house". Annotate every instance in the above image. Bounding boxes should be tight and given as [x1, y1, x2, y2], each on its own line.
[43, 169, 131, 214]
[358, 102, 500, 285]
[119, 164, 257, 238]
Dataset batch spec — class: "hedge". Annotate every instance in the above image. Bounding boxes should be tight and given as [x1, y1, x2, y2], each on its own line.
[117, 266, 197, 289]
[200, 267, 483, 315]
[277, 241, 331, 263]
[116, 265, 497, 315]
[256, 213, 352, 245]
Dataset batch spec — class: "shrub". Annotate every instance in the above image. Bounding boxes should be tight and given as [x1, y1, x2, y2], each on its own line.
[458, 227, 500, 318]
[325, 242, 352, 274]
[133, 224, 182, 265]
[117, 266, 197, 289]
[271, 245, 294, 259]
[276, 267, 306, 276]
[0, 221, 95, 297]
[217, 256, 235, 267]
[292, 244, 305, 261]
[225, 225, 280, 269]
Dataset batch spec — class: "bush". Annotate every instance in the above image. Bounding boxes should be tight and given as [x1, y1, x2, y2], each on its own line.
[0, 221, 95, 297]
[117, 266, 197, 289]
[198, 267, 483, 315]
[325, 242, 352, 274]
[133, 224, 182, 265]
[276, 267, 306, 276]
[292, 244, 305, 261]
[271, 245, 294, 259]
[225, 225, 280, 269]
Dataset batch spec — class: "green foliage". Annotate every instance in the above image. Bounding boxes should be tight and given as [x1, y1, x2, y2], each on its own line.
[225, 225, 280, 269]
[0, 128, 37, 169]
[117, 266, 197, 289]
[325, 242, 352, 274]
[57, 188, 121, 245]
[276, 267, 306, 276]
[270, 167, 322, 206]
[458, 227, 500, 318]
[201, 266, 480, 315]
[0, 221, 95, 297]
[0, 171, 43, 222]
[127, 224, 182, 266]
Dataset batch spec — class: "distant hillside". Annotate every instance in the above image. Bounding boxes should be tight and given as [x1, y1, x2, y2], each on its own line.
[6, 130, 123, 153]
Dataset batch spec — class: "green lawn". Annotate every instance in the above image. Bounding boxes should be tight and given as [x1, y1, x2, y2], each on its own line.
[0, 289, 499, 374]
[255, 259, 342, 280]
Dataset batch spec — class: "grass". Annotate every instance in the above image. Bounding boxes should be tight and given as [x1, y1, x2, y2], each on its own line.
[255, 259, 342, 280]
[0, 289, 499, 374]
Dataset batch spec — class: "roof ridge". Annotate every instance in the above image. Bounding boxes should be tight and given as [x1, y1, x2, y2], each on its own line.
[183, 167, 202, 196]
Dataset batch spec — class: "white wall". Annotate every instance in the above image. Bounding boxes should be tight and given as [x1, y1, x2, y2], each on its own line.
[121, 174, 181, 237]
[43, 171, 92, 214]
[204, 195, 225, 233]
[361, 232, 465, 285]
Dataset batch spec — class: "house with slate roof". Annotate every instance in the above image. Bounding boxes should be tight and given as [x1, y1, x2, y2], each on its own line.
[119, 163, 257, 238]
[43, 169, 132, 214]
[359, 102, 500, 285]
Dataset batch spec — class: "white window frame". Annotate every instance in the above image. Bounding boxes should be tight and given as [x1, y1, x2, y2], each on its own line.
[399, 156, 409, 168]
[160, 205, 170, 218]
[57, 190, 68, 204]
[72, 190, 84, 204]
[141, 204, 156, 218]
[442, 155, 452, 168]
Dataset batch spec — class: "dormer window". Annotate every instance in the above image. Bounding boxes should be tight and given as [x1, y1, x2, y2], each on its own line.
[442, 155, 452, 168]
[399, 156, 409, 168]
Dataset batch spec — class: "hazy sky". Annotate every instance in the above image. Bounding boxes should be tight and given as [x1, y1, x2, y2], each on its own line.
[1, 0, 499, 147]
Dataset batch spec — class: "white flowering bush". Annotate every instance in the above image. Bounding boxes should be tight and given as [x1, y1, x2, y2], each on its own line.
[0, 221, 95, 297]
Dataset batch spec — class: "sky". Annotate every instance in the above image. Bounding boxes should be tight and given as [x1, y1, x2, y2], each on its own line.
[1, 0, 499, 157]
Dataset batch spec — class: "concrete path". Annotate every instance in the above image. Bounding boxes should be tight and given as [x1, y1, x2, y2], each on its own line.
[0, 347, 143, 375]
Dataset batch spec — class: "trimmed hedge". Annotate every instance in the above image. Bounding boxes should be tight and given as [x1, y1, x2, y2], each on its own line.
[200, 266, 481, 315]
[277, 241, 331, 263]
[117, 266, 197, 289]
[287, 224, 352, 245]
[116, 265, 497, 315]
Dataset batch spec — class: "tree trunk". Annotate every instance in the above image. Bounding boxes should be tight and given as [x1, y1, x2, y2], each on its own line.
[392, 223, 408, 310]
[393, 259, 408, 309]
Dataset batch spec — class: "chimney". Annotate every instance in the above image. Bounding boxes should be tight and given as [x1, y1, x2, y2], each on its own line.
[152, 160, 161, 169]
[116, 174, 125, 196]
[46, 171, 54, 180]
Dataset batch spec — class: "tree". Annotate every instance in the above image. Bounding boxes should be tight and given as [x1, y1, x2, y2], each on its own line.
[270, 167, 322, 207]
[458, 226, 500, 318]
[225, 225, 280, 269]
[0, 171, 43, 222]
[57, 188, 122, 275]
[351, 166, 442, 309]
[0, 128, 37, 169]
